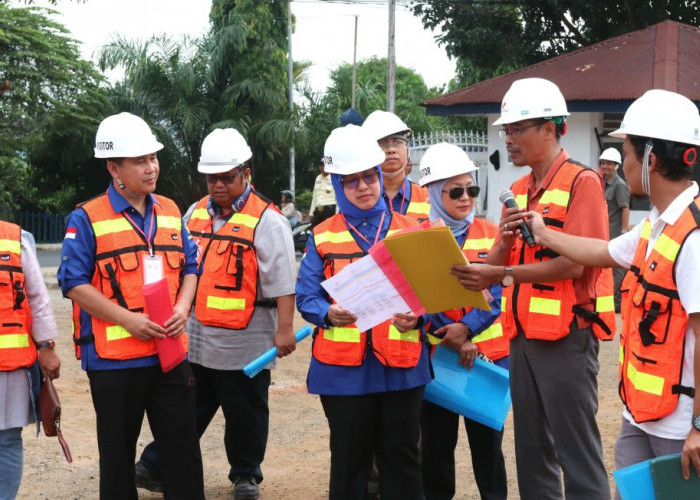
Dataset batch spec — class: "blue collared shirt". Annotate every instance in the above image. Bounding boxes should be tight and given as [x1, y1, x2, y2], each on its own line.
[383, 177, 414, 214]
[295, 213, 432, 396]
[57, 184, 198, 371]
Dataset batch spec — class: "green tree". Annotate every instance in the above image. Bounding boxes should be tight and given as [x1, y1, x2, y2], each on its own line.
[99, 0, 298, 208]
[294, 57, 463, 193]
[0, 1, 110, 212]
[411, 0, 700, 85]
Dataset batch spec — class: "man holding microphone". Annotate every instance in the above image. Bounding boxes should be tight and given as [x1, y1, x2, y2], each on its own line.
[452, 78, 612, 499]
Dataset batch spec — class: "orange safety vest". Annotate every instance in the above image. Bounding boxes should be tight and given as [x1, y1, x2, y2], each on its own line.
[426, 217, 508, 361]
[0, 222, 35, 371]
[74, 193, 186, 361]
[187, 191, 278, 329]
[502, 160, 617, 342]
[312, 213, 424, 367]
[618, 198, 699, 423]
[404, 181, 431, 222]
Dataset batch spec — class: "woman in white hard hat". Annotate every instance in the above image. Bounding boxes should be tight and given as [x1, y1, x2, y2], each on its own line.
[417, 143, 508, 499]
[296, 125, 432, 499]
[523, 89, 700, 491]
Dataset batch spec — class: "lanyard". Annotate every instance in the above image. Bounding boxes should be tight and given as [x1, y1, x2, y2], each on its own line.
[200, 210, 233, 235]
[123, 207, 156, 256]
[388, 178, 408, 214]
[343, 211, 386, 248]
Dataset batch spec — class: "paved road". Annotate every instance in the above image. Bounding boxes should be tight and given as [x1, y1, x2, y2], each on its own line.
[37, 249, 61, 268]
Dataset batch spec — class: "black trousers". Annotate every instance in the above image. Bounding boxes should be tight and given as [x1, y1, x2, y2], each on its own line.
[421, 400, 507, 500]
[140, 363, 271, 483]
[87, 361, 204, 500]
[320, 386, 425, 500]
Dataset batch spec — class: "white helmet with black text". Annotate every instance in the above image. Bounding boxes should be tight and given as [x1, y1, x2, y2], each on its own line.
[418, 143, 477, 187]
[323, 125, 385, 176]
[94, 112, 163, 158]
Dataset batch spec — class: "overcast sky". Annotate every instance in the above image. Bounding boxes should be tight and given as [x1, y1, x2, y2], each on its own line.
[16, 0, 456, 92]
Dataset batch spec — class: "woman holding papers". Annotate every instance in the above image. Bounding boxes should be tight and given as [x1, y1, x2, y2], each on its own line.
[418, 143, 508, 500]
[296, 125, 432, 499]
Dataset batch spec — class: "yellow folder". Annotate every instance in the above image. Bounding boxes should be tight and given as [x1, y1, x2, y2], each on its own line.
[382, 226, 490, 313]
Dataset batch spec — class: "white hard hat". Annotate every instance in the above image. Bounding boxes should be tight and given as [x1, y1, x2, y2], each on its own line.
[610, 89, 700, 146]
[323, 124, 385, 176]
[362, 110, 412, 141]
[418, 143, 477, 187]
[493, 78, 569, 126]
[198, 128, 253, 174]
[599, 147, 621, 164]
[94, 112, 164, 158]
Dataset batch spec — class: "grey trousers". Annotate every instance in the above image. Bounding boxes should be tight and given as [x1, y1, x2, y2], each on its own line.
[613, 418, 685, 500]
[510, 323, 610, 500]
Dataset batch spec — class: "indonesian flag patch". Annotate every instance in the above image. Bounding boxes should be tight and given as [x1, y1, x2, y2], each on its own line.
[64, 227, 77, 240]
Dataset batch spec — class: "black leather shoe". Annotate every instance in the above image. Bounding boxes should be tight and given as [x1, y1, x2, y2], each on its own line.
[233, 475, 260, 500]
[135, 461, 163, 493]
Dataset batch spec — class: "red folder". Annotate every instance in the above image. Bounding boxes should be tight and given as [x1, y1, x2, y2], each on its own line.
[143, 278, 186, 372]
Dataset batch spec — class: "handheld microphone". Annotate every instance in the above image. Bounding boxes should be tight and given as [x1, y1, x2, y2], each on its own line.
[498, 189, 535, 247]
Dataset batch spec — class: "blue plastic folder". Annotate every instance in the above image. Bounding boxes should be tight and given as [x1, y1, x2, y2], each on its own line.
[243, 325, 312, 378]
[613, 458, 655, 500]
[423, 345, 511, 431]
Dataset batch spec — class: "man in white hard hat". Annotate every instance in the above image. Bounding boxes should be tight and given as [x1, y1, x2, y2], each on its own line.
[599, 147, 630, 312]
[452, 78, 613, 499]
[57, 112, 204, 499]
[362, 110, 430, 222]
[524, 89, 700, 494]
[134, 128, 297, 500]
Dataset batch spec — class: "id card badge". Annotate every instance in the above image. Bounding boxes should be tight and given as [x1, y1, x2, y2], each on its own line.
[143, 255, 164, 285]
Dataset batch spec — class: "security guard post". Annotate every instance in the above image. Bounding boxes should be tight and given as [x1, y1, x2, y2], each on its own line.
[362, 110, 430, 222]
[57, 112, 204, 500]
[525, 89, 700, 490]
[417, 143, 508, 500]
[135, 128, 297, 500]
[452, 78, 614, 499]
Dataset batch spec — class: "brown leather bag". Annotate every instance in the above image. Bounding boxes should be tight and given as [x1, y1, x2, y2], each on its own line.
[38, 377, 73, 463]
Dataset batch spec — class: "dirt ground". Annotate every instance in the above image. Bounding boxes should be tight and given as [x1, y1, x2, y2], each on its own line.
[17, 283, 623, 499]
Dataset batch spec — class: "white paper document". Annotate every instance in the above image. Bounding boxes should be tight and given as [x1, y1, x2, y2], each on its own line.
[321, 253, 411, 332]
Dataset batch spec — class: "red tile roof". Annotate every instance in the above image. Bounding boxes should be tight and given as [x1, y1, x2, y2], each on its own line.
[424, 21, 700, 111]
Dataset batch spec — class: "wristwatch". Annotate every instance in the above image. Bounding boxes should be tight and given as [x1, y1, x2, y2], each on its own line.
[501, 266, 514, 287]
[36, 339, 55, 350]
[693, 414, 700, 432]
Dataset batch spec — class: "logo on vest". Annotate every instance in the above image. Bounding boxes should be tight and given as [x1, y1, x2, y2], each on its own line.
[650, 261, 657, 271]
[171, 234, 178, 240]
[233, 227, 240, 232]
[542, 206, 550, 214]
[0, 254, 8, 261]
[478, 252, 488, 259]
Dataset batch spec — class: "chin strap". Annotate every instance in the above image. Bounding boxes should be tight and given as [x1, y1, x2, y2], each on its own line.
[381, 158, 409, 178]
[642, 140, 653, 196]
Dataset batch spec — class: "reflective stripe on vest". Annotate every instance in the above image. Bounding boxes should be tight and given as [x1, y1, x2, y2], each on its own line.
[502, 160, 615, 342]
[312, 213, 423, 367]
[0, 221, 35, 371]
[427, 218, 509, 361]
[619, 197, 700, 422]
[78, 193, 186, 361]
[404, 182, 430, 222]
[188, 191, 276, 330]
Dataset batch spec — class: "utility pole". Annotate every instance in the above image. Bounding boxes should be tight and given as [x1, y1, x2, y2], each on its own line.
[387, 0, 396, 113]
[287, 1, 295, 194]
[351, 15, 358, 109]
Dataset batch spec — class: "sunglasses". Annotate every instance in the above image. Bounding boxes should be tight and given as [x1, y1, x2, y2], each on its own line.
[442, 185, 480, 200]
[206, 170, 241, 185]
[342, 171, 380, 190]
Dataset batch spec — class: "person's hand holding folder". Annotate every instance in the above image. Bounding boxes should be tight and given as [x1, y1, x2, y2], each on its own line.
[450, 262, 501, 292]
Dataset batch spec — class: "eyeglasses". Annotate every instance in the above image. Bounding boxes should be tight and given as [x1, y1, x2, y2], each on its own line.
[342, 171, 380, 190]
[378, 138, 407, 151]
[206, 171, 240, 184]
[498, 121, 544, 139]
[442, 185, 480, 200]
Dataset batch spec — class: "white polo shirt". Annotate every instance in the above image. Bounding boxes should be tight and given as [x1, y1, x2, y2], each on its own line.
[608, 182, 700, 440]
